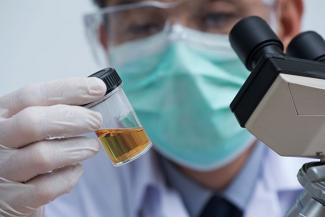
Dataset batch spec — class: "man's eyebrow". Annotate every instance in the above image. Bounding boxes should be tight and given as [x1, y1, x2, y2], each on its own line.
[109, 0, 150, 5]
[109, 0, 176, 5]
[208, 0, 237, 3]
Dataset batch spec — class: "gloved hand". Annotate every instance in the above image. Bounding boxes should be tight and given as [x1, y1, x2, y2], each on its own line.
[0, 77, 106, 217]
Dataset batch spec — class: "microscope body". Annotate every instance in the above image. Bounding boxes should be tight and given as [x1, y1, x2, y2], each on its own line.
[232, 56, 325, 159]
[229, 16, 325, 216]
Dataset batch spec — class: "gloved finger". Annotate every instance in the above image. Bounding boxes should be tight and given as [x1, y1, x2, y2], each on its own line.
[0, 137, 99, 182]
[0, 104, 102, 148]
[0, 77, 106, 118]
[0, 165, 82, 217]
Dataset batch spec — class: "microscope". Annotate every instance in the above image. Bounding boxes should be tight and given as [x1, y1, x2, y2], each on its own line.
[229, 16, 325, 216]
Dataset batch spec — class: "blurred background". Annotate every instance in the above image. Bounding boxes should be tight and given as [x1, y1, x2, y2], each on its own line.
[0, 0, 324, 94]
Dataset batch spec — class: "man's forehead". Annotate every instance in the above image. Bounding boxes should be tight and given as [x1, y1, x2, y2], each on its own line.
[106, 0, 244, 6]
[107, 0, 173, 5]
[106, 0, 268, 5]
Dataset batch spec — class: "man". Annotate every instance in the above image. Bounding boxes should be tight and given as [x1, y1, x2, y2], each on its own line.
[0, 0, 305, 216]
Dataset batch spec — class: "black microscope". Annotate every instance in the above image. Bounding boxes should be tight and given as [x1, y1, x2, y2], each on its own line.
[229, 16, 325, 216]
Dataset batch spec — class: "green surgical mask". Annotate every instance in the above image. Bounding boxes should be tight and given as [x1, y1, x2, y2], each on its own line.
[109, 26, 254, 171]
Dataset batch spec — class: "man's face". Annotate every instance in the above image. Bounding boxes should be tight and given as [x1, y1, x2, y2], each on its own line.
[101, 0, 275, 45]
[86, 0, 303, 171]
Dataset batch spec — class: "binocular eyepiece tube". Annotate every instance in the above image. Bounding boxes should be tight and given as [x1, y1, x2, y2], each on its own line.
[287, 31, 325, 63]
[229, 16, 325, 69]
[229, 16, 284, 71]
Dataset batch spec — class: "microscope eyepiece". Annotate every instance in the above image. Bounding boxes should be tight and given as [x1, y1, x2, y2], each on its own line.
[229, 16, 284, 70]
[287, 31, 325, 63]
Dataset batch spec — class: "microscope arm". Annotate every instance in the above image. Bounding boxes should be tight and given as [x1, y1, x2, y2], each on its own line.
[286, 162, 325, 217]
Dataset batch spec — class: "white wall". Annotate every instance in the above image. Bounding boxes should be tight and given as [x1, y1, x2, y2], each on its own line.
[0, 0, 324, 95]
[302, 0, 325, 34]
[0, 0, 98, 95]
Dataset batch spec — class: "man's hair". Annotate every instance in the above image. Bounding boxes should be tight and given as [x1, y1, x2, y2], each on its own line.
[93, 0, 106, 8]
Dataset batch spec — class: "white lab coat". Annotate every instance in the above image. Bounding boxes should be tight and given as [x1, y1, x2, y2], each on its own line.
[46, 144, 306, 217]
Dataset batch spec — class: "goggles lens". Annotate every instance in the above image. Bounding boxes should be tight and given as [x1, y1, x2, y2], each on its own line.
[84, 0, 276, 65]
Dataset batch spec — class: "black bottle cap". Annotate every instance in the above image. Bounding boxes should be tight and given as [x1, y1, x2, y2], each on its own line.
[229, 16, 284, 70]
[287, 31, 325, 62]
[89, 68, 122, 95]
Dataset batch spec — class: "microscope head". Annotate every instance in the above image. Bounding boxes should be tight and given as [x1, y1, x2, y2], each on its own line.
[229, 16, 325, 159]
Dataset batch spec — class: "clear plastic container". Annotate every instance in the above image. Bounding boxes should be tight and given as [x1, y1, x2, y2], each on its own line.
[86, 68, 152, 166]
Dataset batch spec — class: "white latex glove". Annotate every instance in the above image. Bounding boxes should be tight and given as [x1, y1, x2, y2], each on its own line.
[0, 77, 106, 217]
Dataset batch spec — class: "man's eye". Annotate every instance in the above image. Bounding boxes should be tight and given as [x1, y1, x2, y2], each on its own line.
[201, 12, 237, 31]
[128, 22, 163, 36]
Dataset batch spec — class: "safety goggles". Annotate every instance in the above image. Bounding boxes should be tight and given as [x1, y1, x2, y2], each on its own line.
[84, 0, 277, 66]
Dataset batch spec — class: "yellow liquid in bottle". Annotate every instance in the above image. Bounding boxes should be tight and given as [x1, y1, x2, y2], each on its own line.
[96, 128, 151, 165]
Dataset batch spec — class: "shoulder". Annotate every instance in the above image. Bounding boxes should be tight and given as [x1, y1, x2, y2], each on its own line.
[245, 144, 306, 217]
[261, 146, 308, 191]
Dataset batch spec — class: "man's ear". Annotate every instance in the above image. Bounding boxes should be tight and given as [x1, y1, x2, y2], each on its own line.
[277, 0, 304, 47]
[99, 23, 109, 50]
